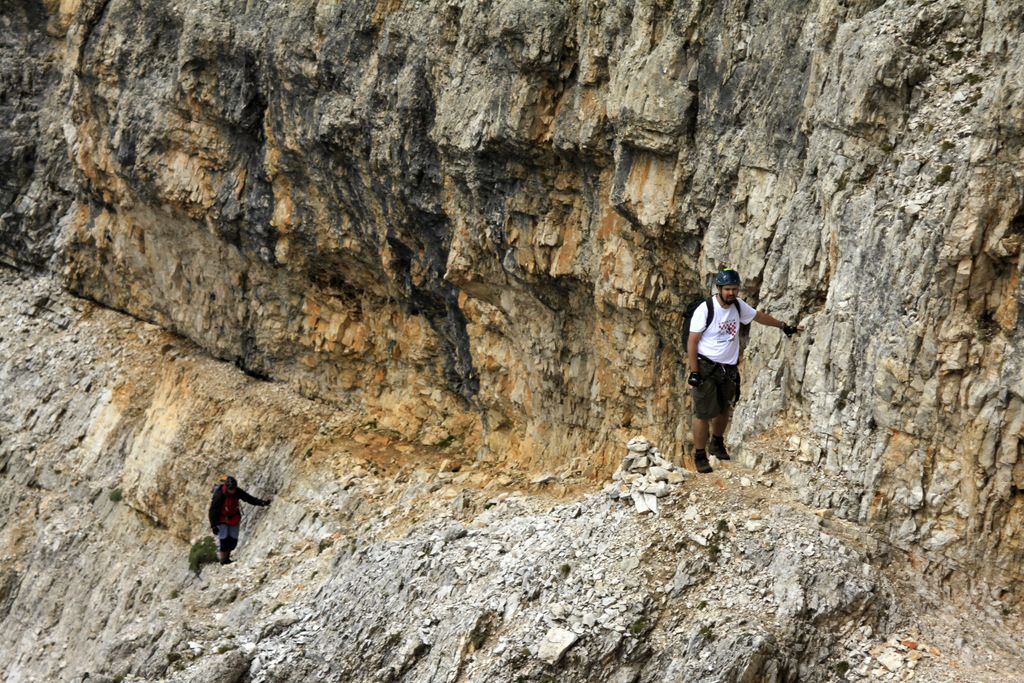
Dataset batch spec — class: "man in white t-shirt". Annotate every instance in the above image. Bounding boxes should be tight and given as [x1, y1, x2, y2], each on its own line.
[686, 269, 800, 473]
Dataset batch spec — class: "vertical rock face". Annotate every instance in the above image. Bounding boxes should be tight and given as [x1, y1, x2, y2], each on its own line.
[0, 1, 72, 269]
[2, 0, 1023, 597]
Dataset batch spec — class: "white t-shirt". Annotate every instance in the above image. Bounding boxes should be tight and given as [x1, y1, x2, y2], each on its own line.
[689, 296, 757, 365]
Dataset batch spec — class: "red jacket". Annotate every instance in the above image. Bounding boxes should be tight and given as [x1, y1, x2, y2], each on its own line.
[209, 484, 268, 527]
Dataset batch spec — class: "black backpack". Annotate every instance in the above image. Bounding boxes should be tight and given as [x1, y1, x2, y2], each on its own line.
[682, 297, 715, 345]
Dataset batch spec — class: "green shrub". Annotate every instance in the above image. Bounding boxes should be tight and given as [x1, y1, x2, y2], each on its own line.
[189, 536, 218, 574]
[109, 488, 123, 502]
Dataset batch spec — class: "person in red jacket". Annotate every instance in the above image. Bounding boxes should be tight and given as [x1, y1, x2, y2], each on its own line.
[208, 475, 271, 565]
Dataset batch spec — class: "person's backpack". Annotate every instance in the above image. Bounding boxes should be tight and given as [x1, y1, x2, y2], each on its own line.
[682, 297, 715, 346]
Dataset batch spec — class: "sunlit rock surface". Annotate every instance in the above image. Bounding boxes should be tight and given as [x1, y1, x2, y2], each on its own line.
[2, 0, 1023, 680]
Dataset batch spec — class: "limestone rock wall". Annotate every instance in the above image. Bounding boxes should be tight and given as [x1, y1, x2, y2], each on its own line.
[3, 0, 1024, 596]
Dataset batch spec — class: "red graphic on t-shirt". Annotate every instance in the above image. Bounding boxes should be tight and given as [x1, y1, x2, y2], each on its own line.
[719, 320, 738, 337]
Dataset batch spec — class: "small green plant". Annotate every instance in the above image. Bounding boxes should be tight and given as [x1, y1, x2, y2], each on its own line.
[965, 73, 983, 85]
[934, 165, 953, 185]
[167, 651, 182, 664]
[707, 543, 721, 561]
[697, 600, 707, 610]
[188, 536, 218, 574]
[940, 140, 955, 152]
[716, 519, 729, 533]
[698, 624, 716, 641]
[559, 563, 571, 578]
[168, 588, 180, 600]
[435, 434, 457, 449]
[629, 618, 648, 635]
[109, 488, 123, 502]
[217, 643, 235, 654]
[832, 660, 850, 675]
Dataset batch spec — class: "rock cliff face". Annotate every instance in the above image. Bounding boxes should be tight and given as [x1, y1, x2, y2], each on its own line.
[3, 273, 1018, 683]
[2, 0, 1024, 679]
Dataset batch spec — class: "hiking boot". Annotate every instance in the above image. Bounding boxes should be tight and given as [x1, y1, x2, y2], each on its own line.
[707, 436, 730, 461]
[694, 450, 713, 474]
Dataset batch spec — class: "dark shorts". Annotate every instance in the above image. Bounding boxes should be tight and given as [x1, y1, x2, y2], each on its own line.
[691, 357, 740, 420]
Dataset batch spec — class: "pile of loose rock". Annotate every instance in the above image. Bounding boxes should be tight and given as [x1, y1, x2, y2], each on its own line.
[862, 635, 939, 679]
[604, 437, 691, 514]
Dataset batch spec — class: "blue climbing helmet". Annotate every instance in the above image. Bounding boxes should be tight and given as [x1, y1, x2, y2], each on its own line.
[714, 269, 741, 286]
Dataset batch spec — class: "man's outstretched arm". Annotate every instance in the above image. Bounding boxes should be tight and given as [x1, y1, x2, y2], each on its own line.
[753, 311, 801, 336]
[237, 488, 271, 506]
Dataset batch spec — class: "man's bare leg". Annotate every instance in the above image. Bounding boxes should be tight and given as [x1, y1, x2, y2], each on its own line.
[711, 412, 730, 439]
[693, 417, 710, 450]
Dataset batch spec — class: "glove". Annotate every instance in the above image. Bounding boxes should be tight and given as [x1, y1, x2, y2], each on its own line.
[687, 371, 703, 387]
[782, 324, 798, 337]
[261, 498, 271, 507]
[211, 526, 220, 536]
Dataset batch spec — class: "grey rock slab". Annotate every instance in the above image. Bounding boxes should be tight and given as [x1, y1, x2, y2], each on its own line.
[648, 466, 671, 481]
[631, 491, 650, 514]
[629, 456, 650, 470]
[537, 627, 578, 664]
[877, 650, 905, 672]
[644, 493, 659, 514]
[626, 438, 651, 453]
[667, 471, 688, 484]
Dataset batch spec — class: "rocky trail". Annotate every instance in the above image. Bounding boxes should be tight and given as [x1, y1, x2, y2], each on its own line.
[1, 269, 1021, 682]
